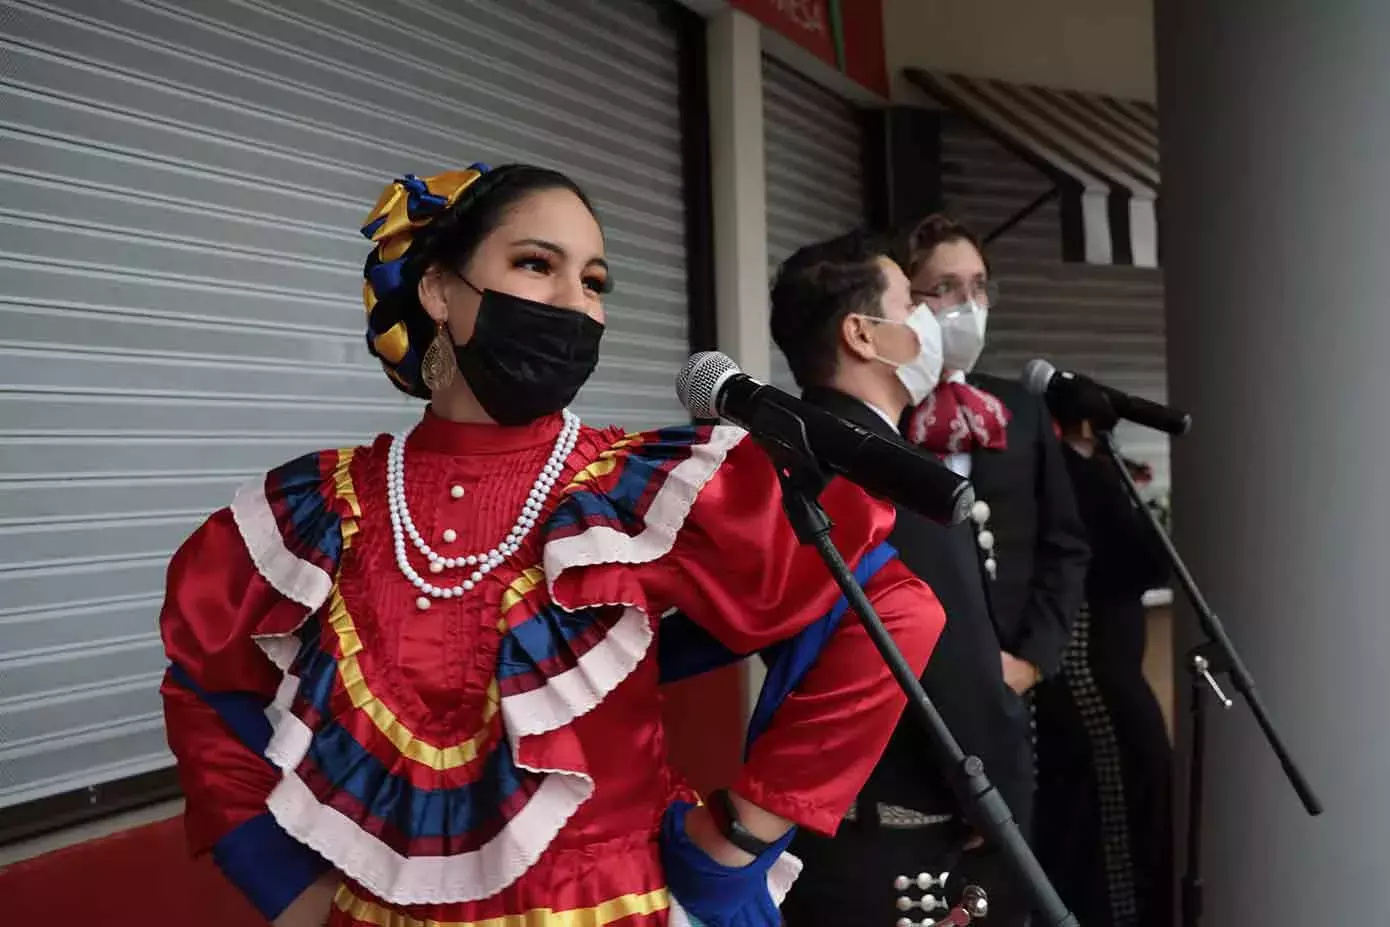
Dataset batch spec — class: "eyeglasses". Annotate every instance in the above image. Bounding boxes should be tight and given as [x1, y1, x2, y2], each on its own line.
[912, 280, 1000, 310]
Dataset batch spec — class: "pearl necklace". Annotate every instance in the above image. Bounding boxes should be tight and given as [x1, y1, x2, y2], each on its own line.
[388, 410, 581, 610]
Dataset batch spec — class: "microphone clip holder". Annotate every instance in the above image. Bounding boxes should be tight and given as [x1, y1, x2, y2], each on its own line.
[744, 402, 834, 537]
[747, 400, 1079, 927]
[1073, 378, 1122, 434]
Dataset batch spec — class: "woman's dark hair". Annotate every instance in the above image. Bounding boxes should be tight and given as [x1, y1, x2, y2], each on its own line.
[769, 228, 892, 390]
[410, 164, 596, 279]
[367, 164, 597, 398]
[894, 213, 990, 280]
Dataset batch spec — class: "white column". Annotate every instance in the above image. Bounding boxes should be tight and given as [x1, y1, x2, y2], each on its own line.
[706, 7, 770, 380]
[1157, 0, 1390, 920]
[706, 7, 770, 720]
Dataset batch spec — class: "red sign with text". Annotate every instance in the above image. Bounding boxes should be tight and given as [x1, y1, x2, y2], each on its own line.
[729, 0, 888, 97]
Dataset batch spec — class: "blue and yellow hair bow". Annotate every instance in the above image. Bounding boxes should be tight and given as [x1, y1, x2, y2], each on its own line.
[359, 164, 490, 395]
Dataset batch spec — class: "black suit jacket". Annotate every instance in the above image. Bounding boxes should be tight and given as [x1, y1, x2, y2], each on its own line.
[802, 387, 1041, 823]
[960, 373, 1091, 678]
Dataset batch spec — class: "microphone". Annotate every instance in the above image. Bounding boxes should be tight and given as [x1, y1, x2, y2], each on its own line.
[1021, 358, 1192, 437]
[676, 351, 975, 525]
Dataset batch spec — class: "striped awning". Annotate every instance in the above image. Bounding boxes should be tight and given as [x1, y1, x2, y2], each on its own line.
[906, 68, 1160, 269]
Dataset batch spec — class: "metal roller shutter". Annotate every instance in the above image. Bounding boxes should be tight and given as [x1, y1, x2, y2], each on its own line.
[762, 56, 866, 394]
[939, 117, 1171, 490]
[0, 0, 689, 810]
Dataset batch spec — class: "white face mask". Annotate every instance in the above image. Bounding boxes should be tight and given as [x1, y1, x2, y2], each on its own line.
[939, 299, 988, 373]
[859, 304, 943, 406]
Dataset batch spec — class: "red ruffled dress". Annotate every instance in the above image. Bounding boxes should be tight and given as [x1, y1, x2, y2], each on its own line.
[160, 410, 944, 925]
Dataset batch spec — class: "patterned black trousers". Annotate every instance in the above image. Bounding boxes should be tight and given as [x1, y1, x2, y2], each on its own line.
[1033, 604, 1174, 927]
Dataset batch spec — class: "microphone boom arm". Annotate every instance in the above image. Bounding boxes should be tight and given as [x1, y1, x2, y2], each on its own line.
[1091, 429, 1322, 927]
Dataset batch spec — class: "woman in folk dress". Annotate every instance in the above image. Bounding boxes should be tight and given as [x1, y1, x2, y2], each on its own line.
[159, 163, 945, 927]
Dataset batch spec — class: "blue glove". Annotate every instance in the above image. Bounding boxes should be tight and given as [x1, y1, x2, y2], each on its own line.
[658, 800, 798, 927]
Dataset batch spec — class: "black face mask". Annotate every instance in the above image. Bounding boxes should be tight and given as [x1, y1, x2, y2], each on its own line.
[453, 287, 604, 426]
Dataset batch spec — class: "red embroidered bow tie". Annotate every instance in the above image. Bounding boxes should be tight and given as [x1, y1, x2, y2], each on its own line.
[905, 381, 1011, 456]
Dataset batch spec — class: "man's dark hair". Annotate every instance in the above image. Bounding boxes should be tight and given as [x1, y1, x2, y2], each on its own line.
[769, 228, 891, 390]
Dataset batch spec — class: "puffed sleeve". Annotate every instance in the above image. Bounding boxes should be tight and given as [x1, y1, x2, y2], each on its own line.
[160, 508, 332, 920]
[647, 434, 945, 833]
[540, 425, 944, 834]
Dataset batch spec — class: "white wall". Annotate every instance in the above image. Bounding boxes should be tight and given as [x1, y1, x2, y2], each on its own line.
[1159, 1, 1390, 920]
[707, 8, 771, 380]
[884, 0, 1156, 102]
[704, 7, 772, 722]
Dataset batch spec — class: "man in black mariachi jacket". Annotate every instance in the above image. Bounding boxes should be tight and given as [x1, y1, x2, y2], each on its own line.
[773, 221, 1089, 927]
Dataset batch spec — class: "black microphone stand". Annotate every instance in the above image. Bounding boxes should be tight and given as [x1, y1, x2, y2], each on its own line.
[745, 401, 1079, 927]
[1091, 427, 1323, 927]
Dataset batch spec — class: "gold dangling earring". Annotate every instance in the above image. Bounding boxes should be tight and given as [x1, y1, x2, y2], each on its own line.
[420, 320, 456, 393]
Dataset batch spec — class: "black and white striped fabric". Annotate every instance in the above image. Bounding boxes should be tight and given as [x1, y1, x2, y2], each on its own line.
[906, 69, 1160, 270]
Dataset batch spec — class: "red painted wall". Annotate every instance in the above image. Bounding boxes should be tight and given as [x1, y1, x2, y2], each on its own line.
[1, 816, 264, 926]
